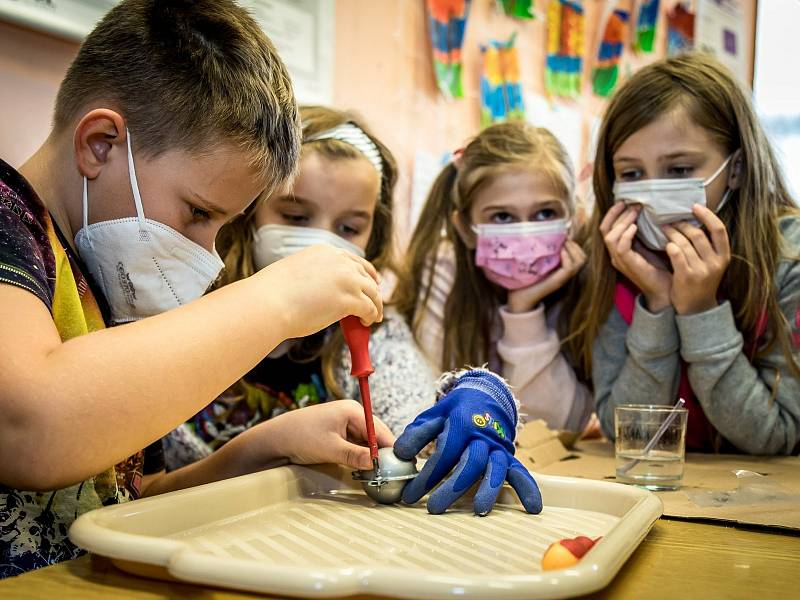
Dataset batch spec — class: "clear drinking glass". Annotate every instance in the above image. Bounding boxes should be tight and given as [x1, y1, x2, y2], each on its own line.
[614, 404, 688, 491]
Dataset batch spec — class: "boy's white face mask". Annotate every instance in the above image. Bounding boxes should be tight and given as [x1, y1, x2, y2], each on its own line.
[612, 155, 733, 250]
[252, 224, 365, 271]
[74, 130, 224, 324]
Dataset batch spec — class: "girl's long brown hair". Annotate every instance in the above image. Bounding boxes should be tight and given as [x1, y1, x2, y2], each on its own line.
[567, 52, 800, 379]
[393, 122, 576, 372]
[215, 105, 398, 397]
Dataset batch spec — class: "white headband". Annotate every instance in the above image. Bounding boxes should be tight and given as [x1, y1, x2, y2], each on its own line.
[304, 122, 384, 179]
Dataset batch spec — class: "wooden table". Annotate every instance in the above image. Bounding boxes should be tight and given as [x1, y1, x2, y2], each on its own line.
[4, 439, 800, 599]
[2, 518, 799, 599]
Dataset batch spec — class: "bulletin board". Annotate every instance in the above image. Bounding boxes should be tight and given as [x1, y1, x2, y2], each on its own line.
[242, 0, 334, 105]
[0, 0, 115, 40]
[0, 0, 334, 105]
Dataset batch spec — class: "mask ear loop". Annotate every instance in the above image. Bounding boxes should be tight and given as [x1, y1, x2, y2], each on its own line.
[81, 175, 92, 247]
[715, 188, 733, 214]
[125, 128, 149, 240]
[703, 154, 734, 187]
[704, 153, 736, 213]
[563, 195, 574, 236]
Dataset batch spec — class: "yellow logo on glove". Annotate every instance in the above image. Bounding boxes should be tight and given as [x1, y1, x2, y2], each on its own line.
[472, 412, 506, 439]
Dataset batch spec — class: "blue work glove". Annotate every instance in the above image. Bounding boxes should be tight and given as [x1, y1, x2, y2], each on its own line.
[394, 368, 543, 516]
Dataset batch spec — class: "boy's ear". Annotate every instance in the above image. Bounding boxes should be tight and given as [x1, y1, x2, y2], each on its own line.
[73, 109, 127, 180]
[727, 149, 744, 191]
[451, 209, 476, 250]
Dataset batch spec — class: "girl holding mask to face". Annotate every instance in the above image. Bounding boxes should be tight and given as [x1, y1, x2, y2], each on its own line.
[576, 54, 800, 455]
[164, 106, 435, 470]
[393, 122, 593, 434]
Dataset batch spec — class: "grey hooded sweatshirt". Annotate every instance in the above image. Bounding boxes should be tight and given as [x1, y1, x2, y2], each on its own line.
[594, 216, 800, 455]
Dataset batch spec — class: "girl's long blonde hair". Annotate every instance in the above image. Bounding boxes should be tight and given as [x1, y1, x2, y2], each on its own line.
[568, 52, 800, 379]
[393, 122, 577, 372]
[216, 105, 398, 396]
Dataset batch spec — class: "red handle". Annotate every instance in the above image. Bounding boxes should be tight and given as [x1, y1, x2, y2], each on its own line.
[340, 315, 379, 464]
[340, 315, 374, 377]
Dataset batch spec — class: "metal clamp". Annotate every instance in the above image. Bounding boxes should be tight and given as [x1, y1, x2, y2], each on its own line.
[351, 471, 418, 487]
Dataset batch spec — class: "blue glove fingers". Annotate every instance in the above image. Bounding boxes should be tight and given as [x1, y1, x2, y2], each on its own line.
[473, 449, 509, 516]
[426, 439, 489, 515]
[400, 419, 462, 504]
[393, 415, 446, 461]
[507, 457, 543, 514]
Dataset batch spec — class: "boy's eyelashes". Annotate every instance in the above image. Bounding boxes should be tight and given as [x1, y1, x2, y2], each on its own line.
[188, 204, 212, 222]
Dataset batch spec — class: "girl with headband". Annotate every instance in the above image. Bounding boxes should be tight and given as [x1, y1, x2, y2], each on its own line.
[164, 106, 435, 470]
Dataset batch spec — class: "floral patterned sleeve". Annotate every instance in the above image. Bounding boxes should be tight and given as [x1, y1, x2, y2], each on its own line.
[337, 309, 437, 436]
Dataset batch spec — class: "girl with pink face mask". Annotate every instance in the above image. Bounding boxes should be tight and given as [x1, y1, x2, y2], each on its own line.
[394, 122, 593, 434]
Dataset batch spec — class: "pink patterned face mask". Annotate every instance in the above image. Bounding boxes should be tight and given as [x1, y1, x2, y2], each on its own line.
[473, 219, 569, 290]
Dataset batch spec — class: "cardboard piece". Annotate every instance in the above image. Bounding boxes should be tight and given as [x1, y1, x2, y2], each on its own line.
[516, 420, 572, 468]
[529, 440, 800, 531]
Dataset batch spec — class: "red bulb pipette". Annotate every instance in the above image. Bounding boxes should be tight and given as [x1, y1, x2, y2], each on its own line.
[340, 315, 380, 474]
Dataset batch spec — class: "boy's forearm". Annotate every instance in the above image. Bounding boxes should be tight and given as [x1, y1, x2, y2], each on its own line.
[0, 273, 290, 490]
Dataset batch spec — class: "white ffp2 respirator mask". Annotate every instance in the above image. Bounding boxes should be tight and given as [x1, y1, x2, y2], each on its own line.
[252, 224, 365, 271]
[74, 130, 224, 324]
[613, 155, 733, 250]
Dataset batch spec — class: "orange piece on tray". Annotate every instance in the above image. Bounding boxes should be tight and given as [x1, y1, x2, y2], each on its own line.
[541, 536, 601, 571]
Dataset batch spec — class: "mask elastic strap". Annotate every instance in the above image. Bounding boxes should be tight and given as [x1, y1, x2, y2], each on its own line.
[125, 128, 148, 230]
[703, 154, 734, 187]
[715, 188, 732, 214]
[81, 175, 91, 245]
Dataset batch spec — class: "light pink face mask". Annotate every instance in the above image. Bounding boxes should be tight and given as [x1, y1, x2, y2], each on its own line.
[473, 219, 569, 290]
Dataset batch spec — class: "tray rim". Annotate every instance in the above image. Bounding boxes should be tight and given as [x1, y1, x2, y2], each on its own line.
[69, 465, 663, 600]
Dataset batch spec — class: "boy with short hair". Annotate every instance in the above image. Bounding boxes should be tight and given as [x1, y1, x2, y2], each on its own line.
[0, 0, 387, 578]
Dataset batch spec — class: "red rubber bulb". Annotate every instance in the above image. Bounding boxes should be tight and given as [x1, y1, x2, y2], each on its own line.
[340, 315, 374, 378]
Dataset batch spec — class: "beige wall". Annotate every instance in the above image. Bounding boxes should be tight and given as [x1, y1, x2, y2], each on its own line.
[333, 0, 756, 236]
[0, 1, 756, 238]
[0, 21, 77, 167]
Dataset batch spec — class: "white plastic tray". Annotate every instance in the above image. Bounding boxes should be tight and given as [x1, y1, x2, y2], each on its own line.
[69, 463, 662, 599]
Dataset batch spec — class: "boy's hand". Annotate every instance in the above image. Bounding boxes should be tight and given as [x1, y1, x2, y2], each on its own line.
[662, 204, 731, 315]
[267, 400, 395, 470]
[258, 245, 383, 338]
[394, 369, 542, 516]
[601, 203, 672, 312]
[507, 240, 586, 313]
